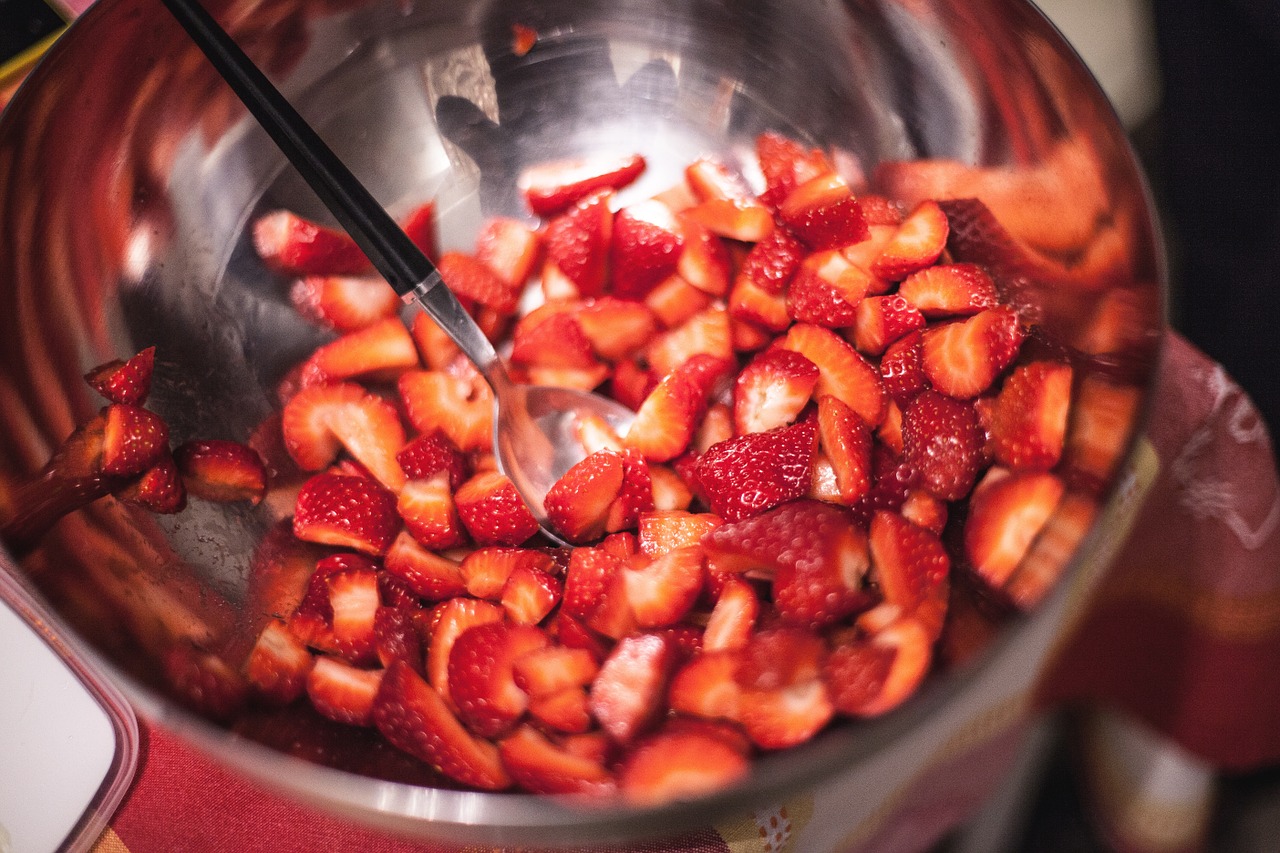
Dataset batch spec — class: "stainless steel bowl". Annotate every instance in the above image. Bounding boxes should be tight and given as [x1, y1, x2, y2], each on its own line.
[0, 0, 1164, 846]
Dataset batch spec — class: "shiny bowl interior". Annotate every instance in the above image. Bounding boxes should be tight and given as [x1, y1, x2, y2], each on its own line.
[0, 0, 1164, 845]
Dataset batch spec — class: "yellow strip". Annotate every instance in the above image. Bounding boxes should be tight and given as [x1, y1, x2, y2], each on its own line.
[0, 28, 66, 88]
[90, 827, 131, 853]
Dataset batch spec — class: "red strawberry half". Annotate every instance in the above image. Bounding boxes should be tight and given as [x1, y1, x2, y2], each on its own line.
[292, 472, 400, 555]
[694, 417, 818, 522]
[84, 347, 156, 406]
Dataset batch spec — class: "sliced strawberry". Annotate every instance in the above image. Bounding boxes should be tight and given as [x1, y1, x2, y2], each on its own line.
[624, 546, 704, 628]
[519, 153, 645, 217]
[645, 305, 733, 379]
[880, 330, 929, 405]
[101, 403, 169, 476]
[736, 628, 834, 750]
[636, 510, 723, 557]
[728, 274, 792, 332]
[902, 390, 984, 501]
[173, 439, 267, 504]
[574, 297, 660, 363]
[299, 317, 420, 387]
[870, 199, 949, 280]
[920, 305, 1025, 399]
[668, 651, 745, 721]
[282, 382, 406, 490]
[453, 471, 539, 546]
[373, 659, 512, 789]
[400, 200, 440, 263]
[436, 251, 522, 315]
[396, 473, 466, 549]
[736, 225, 805, 295]
[786, 249, 875, 328]
[624, 368, 707, 463]
[373, 605, 424, 671]
[423, 597, 505, 710]
[117, 454, 187, 514]
[779, 324, 886, 426]
[779, 172, 868, 250]
[561, 545, 625, 621]
[852, 294, 926, 356]
[510, 308, 597, 369]
[693, 402, 734, 455]
[84, 346, 155, 405]
[541, 190, 614, 299]
[829, 606, 932, 717]
[643, 274, 715, 328]
[704, 500, 871, 629]
[900, 488, 948, 536]
[989, 361, 1073, 471]
[383, 532, 467, 600]
[897, 263, 999, 319]
[589, 632, 678, 745]
[694, 417, 817, 522]
[683, 197, 774, 242]
[498, 725, 616, 797]
[252, 209, 368, 276]
[459, 547, 553, 600]
[162, 645, 248, 722]
[292, 473, 400, 555]
[543, 450, 625, 543]
[733, 345, 821, 436]
[610, 199, 685, 300]
[756, 131, 834, 210]
[618, 725, 750, 805]
[324, 565, 382, 665]
[512, 645, 600, 698]
[736, 624, 826, 691]
[676, 217, 732, 296]
[816, 395, 873, 505]
[474, 217, 540, 288]
[964, 468, 1065, 590]
[447, 622, 549, 738]
[528, 686, 593, 733]
[684, 156, 752, 202]
[306, 656, 383, 726]
[398, 369, 492, 454]
[604, 449, 655, 533]
[244, 618, 315, 705]
[869, 510, 950, 641]
[858, 194, 906, 227]
[289, 275, 401, 333]
[703, 575, 760, 652]
[396, 429, 469, 490]
[499, 563, 562, 626]
[511, 22, 538, 55]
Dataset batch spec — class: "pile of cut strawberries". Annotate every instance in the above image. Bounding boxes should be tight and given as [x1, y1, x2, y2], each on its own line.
[23, 132, 1099, 805]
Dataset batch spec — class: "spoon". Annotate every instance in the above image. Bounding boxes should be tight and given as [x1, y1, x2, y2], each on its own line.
[161, 0, 636, 544]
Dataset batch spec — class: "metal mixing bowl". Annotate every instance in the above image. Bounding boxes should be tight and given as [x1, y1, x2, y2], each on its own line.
[0, 0, 1164, 846]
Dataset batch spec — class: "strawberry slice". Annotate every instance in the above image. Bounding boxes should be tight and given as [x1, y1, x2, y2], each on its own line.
[868, 510, 950, 641]
[683, 197, 775, 243]
[501, 563, 561, 625]
[498, 725, 616, 797]
[383, 532, 467, 599]
[897, 263, 999, 319]
[589, 632, 678, 745]
[459, 547, 553, 600]
[879, 330, 929, 405]
[84, 346, 155, 405]
[902, 390, 984, 501]
[694, 417, 817, 522]
[703, 576, 760, 652]
[399, 200, 440, 263]
[736, 626, 834, 749]
[816, 395, 873, 505]
[448, 622, 550, 737]
[623, 546, 704, 628]
[964, 468, 1065, 590]
[826, 608, 931, 717]
[756, 131, 834, 210]
[733, 347, 820, 435]
[668, 651, 745, 721]
[645, 305, 733, 380]
[618, 724, 750, 805]
[519, 153, 645, 217]
[252, 210, 369, 277]
[510, 308, 598, 370]
[437, 251, 522, 315]
[299, 317, 420, 386]
[513, 645, 600, 698]
[989, 361, 1073, 471]
[541, 190, 614, 299]
[306, 656, 383, 726]
[373, 605, 424, 671]
[642, 274, 714, 329]
[920, 305, 1025, 399]
[292, 473, 400, 555]
[852, 294, 926, 356]
[397, 473, 467, 550]
[162, 646, 248, 722]
[786, 249, 875, 328]
[779, 324, 886, 426]
[684, 156, 752, 202]
[604, 449, 654, 534]
[624, 367, 708, 463]
[869, 199, 949, 280]
[117, 454, 187, 514]
[728, 273, 792, 333]
[373, 659, 512, 790]
[101, 403, 169, 476]
[474, 217, 540, 288]
[779, 172, 868, 250]
[676, 217, 732, 296]
[900, 488, 948, 536]
[173, 439, 267, 504]
[636, 510, 723, 557]
[453, 471, 539, 546]
[704, 500, 871, 629]
[736, 225, 806, 295]
[610, 199, 685, 300]
[396, 429, 470, 491]
[282, 382, 406, 490]
[289, 275, 401, 333]
[575, 297, 660, 363]
[424, 597, 505, 710]
[398, 369, 493, 454]
[244, 619, 315, 705]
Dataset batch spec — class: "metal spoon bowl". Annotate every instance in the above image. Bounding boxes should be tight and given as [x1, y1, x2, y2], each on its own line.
[161, 0, 635, 543]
